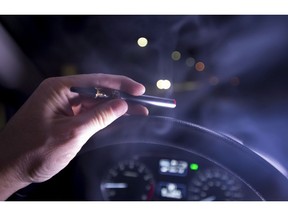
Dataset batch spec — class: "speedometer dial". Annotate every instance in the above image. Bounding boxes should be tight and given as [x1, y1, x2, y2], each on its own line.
[101, 160, 155, 201]
[188, 168, 243, 201]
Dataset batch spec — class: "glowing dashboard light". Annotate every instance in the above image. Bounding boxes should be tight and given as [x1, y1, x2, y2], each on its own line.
[186, 57, 195, 67]
[137, 37, 148, 47]
[171, 51, 181, 61]
[156, 79, 171, 90]
[103, 183, 128, 189]
[190, 163, 199, 171]
[195, 61, 205, 72]
[160, 159, 188, 176]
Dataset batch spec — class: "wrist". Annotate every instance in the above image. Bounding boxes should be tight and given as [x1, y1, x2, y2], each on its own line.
[0, 166, 30, 201]
[0, 130, 30, 201]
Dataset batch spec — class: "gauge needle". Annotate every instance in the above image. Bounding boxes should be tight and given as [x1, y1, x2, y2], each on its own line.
[200, 196, 216, 201]
[103, 183, 128, 189]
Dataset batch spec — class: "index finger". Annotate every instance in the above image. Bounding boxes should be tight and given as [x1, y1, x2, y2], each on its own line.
[61, 73, 146, 96]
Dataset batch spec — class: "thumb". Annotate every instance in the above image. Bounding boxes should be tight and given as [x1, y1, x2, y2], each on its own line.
[74, 99, 128, 139]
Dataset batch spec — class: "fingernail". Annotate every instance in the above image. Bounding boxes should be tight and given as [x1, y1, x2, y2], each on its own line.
[139, 84, 146, 95]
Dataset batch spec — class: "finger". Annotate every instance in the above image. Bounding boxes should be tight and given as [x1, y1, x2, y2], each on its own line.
[69, 95, 122, 115]
[69, 95, 103, 110]
[127, 103, 149, 116]
[73, 99, 128, 139]
[62, 73, 146, 96]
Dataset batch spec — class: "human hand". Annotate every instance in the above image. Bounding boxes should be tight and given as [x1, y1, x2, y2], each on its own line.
[0, 73, 147, 200]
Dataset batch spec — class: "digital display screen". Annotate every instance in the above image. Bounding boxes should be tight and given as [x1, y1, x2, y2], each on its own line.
[159, 182, 186, 200]
[159, 159, 188, 176]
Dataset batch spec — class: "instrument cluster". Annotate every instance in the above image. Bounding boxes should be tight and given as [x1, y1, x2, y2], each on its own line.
[72, 143, 262, 201]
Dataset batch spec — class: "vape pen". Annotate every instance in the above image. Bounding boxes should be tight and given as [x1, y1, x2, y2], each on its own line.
[70, 87, 176, 108]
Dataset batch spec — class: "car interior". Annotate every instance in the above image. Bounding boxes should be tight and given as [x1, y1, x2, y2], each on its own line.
[1, 15, 288, 201]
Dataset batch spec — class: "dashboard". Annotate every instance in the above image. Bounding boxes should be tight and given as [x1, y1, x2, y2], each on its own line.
[73, 144, 261, 201]
[8, 115, 288, 201]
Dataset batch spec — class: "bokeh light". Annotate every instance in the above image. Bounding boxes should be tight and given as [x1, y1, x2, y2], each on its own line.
[137, 37, 148, 47]
[156, 79, 171, 90]
[171, 51, 181, 61]
[186, 57, 195, 67]
[209, 76, 219, 86]
[195, 61, 205, 72]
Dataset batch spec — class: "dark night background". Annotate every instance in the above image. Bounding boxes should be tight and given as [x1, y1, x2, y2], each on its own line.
[0, 15, 288, 174]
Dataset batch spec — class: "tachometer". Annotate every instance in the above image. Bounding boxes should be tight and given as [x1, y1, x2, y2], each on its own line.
[101, 160, 155, 201]
[188, 168, 243, 201]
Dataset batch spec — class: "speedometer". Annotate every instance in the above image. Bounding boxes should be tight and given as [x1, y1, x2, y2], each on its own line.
[101, 160, 155, 201]
[188, 168, 243, 201]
